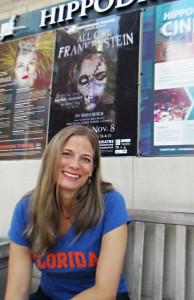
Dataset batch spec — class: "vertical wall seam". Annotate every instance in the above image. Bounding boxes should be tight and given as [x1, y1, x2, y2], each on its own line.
[132, 157, 135, 209]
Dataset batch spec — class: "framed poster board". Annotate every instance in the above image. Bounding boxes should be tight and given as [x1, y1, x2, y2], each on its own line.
[140, 0, 194, 156]
[0, 31, 55, 159]
[49, 10, 140, 156]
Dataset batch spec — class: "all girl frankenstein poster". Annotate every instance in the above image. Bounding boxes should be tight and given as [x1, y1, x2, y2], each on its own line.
[49, 10, 140, 156]
[0, 31, 55, 159]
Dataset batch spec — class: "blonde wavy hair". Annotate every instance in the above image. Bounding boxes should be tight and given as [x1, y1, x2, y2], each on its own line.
[25, 125, 113, 256]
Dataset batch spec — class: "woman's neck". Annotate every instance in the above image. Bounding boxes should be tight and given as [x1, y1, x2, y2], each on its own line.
[59, 188, 77, 215]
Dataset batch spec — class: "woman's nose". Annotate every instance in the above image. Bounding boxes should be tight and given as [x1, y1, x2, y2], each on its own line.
[23, 64, 29, 72]
[69, 157, 80, 169]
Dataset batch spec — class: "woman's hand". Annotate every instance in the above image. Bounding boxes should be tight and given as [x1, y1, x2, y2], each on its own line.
[4, 242, 33, 300]
[71, 223, 128, 300]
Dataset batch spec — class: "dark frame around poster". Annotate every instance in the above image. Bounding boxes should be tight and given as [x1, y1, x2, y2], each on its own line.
[49, 10, 140, 156]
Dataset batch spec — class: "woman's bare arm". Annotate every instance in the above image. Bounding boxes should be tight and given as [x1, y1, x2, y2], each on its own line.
[72, 223, 128, 300]
[4, 242, 33, 300]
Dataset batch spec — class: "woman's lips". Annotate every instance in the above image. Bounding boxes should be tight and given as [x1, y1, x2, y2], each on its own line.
[22, 75, 29, 79]
[62, 171, 80, 179]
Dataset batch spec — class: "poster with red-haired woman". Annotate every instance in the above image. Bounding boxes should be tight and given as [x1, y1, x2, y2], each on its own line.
[0, 31, 55, 159]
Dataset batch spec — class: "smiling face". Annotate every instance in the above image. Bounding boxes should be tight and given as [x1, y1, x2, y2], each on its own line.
[57, 135, 94, 197]
[14, 51, 38, 88]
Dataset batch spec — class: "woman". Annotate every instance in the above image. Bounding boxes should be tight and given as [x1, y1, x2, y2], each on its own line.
[5, 125, 131, 300]
[14, 40, 39, 88]
[0, 32, 55, 90]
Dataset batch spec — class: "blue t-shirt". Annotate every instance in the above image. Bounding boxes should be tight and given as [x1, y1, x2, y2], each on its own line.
[8, 190, 131, 300]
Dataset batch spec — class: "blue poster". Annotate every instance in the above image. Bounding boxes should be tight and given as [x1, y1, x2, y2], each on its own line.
[140, 0, 194, 156]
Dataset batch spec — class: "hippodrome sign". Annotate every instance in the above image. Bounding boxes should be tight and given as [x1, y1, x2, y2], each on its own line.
[39, 0, 176, 26]
[0, 0, 178, 41]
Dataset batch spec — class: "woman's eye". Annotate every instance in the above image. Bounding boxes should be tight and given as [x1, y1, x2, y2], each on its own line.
[29, 60, 36, 66]
[81, 157, 90, 163]
[62, 152, 70, 157]
[95, 71, 107, 81]
[16, 63, 24, 69]
[79, 75, 89, 86]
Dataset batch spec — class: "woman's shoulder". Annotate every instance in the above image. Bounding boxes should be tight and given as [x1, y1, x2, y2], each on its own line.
[16, 192, 32, 207]
[104, 189, 124, 202]
[102, 190, 132, 234]
[103, 189, 128, 211]
[13, 192, 32, 216]
[8, 193, 32, 246]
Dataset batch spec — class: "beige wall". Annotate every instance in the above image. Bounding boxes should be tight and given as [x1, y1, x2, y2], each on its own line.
[1, 156, 194, 237]
[0, 0, 194, 237]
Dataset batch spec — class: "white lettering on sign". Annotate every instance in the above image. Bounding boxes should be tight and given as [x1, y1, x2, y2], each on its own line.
[39, 0, 148, 27]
